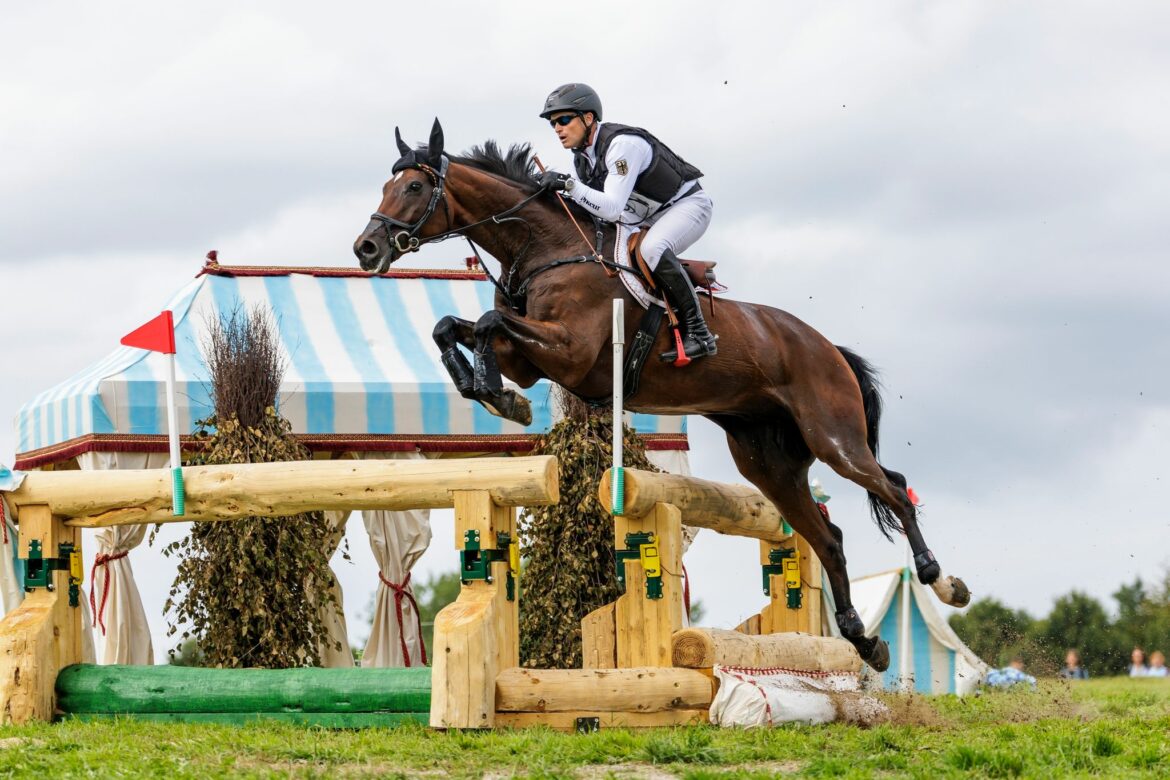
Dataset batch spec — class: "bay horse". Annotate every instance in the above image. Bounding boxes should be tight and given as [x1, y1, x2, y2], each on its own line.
[353, 119, 970, 671]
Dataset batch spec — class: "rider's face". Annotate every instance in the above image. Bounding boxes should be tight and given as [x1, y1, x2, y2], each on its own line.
[550, 111, 592, 148]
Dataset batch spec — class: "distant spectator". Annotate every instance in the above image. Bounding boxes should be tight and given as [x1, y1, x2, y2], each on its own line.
[1148, 651, 1168, 678]
[985, 657, 1037, 689]
[1129, 647, 1149, 677]
[1058, 649, 1088, 680]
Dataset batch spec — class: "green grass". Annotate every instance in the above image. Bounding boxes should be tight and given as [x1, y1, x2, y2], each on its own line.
[0, 678, 1167, 778]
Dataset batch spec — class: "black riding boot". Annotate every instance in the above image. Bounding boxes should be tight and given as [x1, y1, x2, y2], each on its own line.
[652, 249, 718, 362]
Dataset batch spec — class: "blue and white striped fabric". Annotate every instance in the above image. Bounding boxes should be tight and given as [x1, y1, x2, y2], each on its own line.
[852, 567, 989, 696]
[15, 268, 685, 454]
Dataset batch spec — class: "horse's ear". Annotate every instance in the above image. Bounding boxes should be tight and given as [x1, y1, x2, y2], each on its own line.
[395, 127, 411, 157]
[428, 118, 444, 165]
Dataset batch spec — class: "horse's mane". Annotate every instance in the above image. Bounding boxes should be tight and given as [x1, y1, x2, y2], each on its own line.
[454, 141, 541, 192]
[415, 139, 596, 222]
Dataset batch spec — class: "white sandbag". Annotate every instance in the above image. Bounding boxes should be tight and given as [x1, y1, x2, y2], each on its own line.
[710, 666, 888, 727]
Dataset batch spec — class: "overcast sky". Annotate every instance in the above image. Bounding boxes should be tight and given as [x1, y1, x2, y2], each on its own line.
[2, 2, 1168, 660]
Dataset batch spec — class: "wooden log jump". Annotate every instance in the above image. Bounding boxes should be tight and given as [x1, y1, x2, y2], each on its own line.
[0, 455, 558, 725]
[1, 455, 860, 731]
[447, 465, 861, 730]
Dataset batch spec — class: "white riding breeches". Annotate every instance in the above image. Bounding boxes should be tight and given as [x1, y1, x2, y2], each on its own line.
[638, 188, 714, 270]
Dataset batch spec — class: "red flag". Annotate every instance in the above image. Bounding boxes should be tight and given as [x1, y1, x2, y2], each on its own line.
[121, 311, 175, 354]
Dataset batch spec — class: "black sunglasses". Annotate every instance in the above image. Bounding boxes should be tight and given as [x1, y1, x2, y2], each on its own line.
[549, 115, 577, 128]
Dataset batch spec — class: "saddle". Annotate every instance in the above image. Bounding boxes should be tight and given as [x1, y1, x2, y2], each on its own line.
[626, 232, 720, 291]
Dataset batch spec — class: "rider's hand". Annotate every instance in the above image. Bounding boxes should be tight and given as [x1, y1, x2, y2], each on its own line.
[537, 171, 572, 192]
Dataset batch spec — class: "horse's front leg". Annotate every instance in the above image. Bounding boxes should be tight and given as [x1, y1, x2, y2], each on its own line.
[472, 308, 604, 425]
[433, 315, 477, 399]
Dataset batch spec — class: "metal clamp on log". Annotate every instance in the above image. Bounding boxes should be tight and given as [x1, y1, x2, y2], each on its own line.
[615, 532, 663, 600]
[762, 546, 803, 609]
[459, 530, 516, 601]
[24, 540, 83, 607]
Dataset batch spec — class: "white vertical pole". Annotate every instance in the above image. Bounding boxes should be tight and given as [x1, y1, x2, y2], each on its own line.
[165, 352, 185, 515]
[611, 299, 625, 514]
[900, 545, 913, 692]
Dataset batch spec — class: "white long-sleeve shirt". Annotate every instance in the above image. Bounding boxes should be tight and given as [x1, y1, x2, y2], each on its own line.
[565, 130, 697, 225]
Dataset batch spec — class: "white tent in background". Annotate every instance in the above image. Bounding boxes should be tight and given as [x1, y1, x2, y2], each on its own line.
[851, 567, 988, 696]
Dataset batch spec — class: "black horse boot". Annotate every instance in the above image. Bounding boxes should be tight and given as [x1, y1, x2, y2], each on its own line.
[652, 248, 718, 363]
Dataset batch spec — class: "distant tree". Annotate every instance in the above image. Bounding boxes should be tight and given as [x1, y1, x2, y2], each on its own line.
[1034, 591, 1126, 676]
[688, 598, 706, 625]
[949, 598, 1035, 667]
[1111, 574, 1170, 665]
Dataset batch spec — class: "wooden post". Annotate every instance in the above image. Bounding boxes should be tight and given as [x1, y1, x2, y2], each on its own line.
[0, 504, 82, 724]
[615, 502, 683, 668]
[581, 603, 617, 669]
[431, 490, 517, 729]
[754, 533, 823, 636]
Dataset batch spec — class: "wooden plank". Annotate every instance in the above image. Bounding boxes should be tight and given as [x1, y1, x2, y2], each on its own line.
[431, 490, 516, 729]
[4, 456, 559, 527]
[581, 604, 616, 669]
[600, 468, 791, 542]
[430, 586, 497, 729]
[615, 502, 682, 668]
[672, 628, 861, 672]
[0, 505, 82, 724]
[495, 667, 713, 713]
[495, 709, 708, 730]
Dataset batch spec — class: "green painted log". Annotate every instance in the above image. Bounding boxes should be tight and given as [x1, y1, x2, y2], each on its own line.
[62, 712, 428, 727]
[56, 665, 431, 715]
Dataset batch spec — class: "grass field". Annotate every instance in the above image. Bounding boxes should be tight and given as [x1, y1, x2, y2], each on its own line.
[0, 678, 1167, 778]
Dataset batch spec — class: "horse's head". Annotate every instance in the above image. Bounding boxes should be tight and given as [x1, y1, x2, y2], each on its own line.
[354, 118, 451, 273]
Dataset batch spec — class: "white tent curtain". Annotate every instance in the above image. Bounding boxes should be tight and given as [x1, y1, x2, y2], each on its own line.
[316, 509, 354, 668]
[77, 452, 159, 665]
[360, 450, 433, 668]
[1, 495, 23, 615]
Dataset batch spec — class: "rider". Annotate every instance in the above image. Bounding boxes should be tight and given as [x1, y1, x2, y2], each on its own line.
[537, 83, 718, 362]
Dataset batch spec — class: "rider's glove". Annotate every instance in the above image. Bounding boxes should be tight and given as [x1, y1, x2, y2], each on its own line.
[537, 171, 572, 192]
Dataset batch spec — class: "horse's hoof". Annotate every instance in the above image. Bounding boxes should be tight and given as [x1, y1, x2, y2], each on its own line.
[482, 389, 532, 426]
[859, 636, 890, 673]
[930, 575, 971, 608]
[916, 560, 940, 585]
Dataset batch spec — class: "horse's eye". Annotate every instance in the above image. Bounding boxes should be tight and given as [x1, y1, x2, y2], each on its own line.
[408, 181, 423, 193]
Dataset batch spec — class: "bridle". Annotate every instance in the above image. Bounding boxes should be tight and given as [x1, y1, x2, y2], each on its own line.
[368, 154, 634, 310]
[368, 156, 453, 255]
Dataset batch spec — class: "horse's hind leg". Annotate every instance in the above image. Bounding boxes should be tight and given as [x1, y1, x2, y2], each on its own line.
[796, 399, 971, 608]
[712, 415, 891, 673]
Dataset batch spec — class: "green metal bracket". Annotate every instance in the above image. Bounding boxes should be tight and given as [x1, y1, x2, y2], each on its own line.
[459, 530, 516, 601]
[24, 540, 82, 607]
[762, 547, 803, 609]
[615, 531, 663, 600]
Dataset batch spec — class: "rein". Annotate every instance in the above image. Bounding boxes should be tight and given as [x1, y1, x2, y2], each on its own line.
[370, 155, 643, 310]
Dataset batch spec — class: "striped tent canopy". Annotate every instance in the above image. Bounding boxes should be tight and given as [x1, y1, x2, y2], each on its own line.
[851, 567, 988, 696]
[14, 261, 686, 468]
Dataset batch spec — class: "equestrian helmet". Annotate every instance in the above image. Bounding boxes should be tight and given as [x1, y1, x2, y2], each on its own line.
[539, 83, 603, 121]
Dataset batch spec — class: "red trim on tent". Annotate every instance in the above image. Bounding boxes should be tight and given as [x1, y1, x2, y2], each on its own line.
[14, 432, 688, 470]
[197, 259, 487, 282]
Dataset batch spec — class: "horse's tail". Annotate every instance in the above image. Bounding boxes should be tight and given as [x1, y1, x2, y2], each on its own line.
[835, 345, 908, 540]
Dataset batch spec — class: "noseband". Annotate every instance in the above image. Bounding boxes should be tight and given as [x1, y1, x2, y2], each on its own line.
[369, 156, 452, 254]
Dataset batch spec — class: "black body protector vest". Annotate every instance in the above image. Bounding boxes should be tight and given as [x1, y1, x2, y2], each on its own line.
[573, 123, 703, 222]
